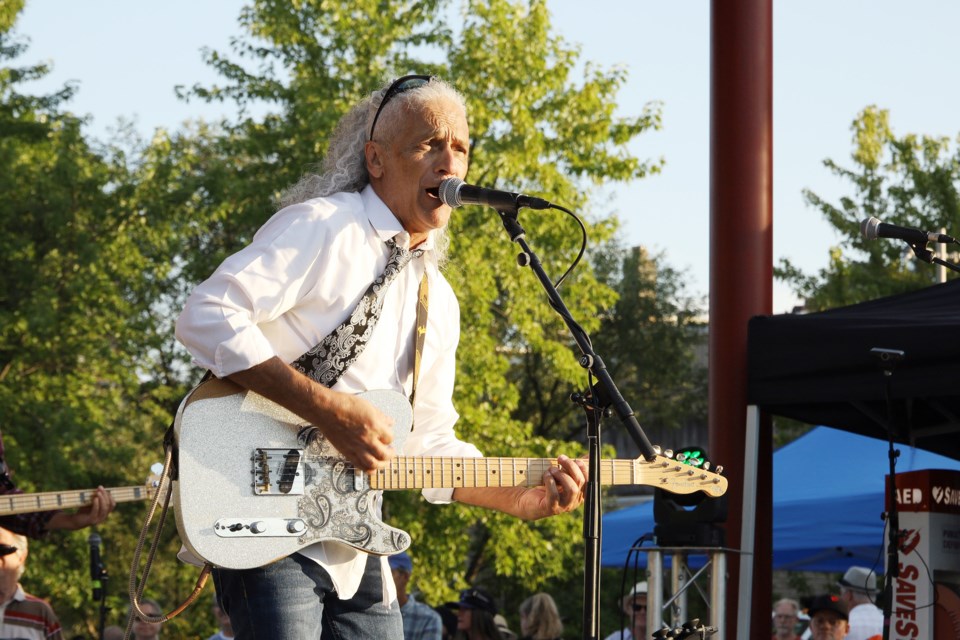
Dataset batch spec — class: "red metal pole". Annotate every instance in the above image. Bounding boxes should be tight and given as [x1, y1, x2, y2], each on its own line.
[709, 0, 773, 637]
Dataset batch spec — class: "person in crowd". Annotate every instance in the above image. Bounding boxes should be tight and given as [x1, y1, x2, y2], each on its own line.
[102, 626, 125, 640]
[175, 74, 587, 640]
[494, 614, 518, 640]
[837, 566, 882, 640]
[435, 602, 459, 640]
[772, 597, 802, 640]
[0, 526, 63, 639]
[807, 595, 849, 640]
[389, 551, 442, 640]
[518, 592, 563, 640]
[207, 601, 234, 640]
[603, 581, 647, 640]
[453, 587, 503, 640]
[0, 432, 115, 538]
[130, 597, 164, 640]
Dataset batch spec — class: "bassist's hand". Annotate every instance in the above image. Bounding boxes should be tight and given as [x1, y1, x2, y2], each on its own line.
[46, 486, 117, 530]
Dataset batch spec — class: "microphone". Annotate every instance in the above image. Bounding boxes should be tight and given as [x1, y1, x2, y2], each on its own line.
[860, 217, 957, 245]
[438, 177, 551, 211]
[88, 533, 103, 601]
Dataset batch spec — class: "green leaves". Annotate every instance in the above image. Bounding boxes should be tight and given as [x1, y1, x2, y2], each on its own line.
[781, 105, 960, 310]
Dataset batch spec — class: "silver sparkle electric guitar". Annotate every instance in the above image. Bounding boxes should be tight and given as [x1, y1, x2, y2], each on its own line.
[172, 378, 727, 569]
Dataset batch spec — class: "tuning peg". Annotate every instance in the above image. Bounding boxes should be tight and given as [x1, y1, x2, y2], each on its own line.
[653, 444, 662, 455]
[715, 465, 724, 475]
[664, 449, 674, 459]
[702, 461, 711, 471]
[676, 452, 687, 463]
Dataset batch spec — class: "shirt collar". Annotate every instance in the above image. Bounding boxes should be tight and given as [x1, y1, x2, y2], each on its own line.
[2, 584, 26, 606]
[361, 184, 435, 252]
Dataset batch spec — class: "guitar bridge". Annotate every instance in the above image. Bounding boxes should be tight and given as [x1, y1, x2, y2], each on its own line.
[252, 449, 306, 495]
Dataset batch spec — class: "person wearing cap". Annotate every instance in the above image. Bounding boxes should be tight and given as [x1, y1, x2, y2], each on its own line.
[454, 587, 503, 639]
[177, 74, 589, 640]
[602, 582, 647, 640]
[389, 551, 442, 640]
[837, 566, 882, 640]
[807, 595, 849, 640]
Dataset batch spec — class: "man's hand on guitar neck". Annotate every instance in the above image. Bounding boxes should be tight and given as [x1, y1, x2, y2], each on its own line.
[453, 455, 588, 521]
[227, 357, 396, 473]
[46, 487, 116, 530]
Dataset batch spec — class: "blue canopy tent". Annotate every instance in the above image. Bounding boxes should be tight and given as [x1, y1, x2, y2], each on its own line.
[601, 426, 960, 571]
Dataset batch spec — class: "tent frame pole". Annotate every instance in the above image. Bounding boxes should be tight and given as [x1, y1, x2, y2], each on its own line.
[736, 405, 761, 639]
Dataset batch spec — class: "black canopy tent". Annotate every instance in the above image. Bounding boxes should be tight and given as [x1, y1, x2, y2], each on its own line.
[747, 278, 960, 460]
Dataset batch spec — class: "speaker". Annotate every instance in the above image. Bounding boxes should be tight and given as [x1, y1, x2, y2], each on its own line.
[653, 446, 728, 547]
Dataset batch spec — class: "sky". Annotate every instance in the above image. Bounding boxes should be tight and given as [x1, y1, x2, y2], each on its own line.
[13, 0, 960, 313]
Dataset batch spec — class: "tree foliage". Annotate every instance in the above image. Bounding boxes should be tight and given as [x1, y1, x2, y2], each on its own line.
[778, 105, 960, 310]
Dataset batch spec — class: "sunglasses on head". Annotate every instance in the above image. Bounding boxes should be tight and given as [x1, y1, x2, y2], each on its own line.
[368, 75, 433, 140]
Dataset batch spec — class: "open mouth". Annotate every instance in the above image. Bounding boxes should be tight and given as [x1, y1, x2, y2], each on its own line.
[425, 186, 440, 200]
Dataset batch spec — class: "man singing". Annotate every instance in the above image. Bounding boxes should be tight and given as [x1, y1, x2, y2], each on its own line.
[175, 75, 587, 639]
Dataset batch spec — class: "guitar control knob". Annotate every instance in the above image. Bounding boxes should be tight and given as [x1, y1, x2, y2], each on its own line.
[287, 520, 306, 534]
[250, 521, 267, 534]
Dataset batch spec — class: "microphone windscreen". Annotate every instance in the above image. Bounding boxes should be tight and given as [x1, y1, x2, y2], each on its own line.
[861, 217, 881, 240]
[438, 177, 464, 208]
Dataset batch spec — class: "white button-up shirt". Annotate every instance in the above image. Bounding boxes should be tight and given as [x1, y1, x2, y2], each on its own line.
[175, 185, 481, 601]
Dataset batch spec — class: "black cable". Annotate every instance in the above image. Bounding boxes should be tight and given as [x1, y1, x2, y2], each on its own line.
[547, 203, 587, 290]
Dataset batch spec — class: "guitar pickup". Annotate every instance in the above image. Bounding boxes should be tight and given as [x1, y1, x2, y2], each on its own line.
[251, 448, 306, 495]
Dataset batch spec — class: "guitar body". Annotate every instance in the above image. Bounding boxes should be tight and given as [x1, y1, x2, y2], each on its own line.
[173, 378, 413, 570]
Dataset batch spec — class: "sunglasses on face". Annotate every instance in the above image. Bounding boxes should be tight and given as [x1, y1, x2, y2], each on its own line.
[368, 75, 433, 140]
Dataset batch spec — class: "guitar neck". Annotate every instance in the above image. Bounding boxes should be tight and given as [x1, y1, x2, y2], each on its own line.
[368, 457, 638, 491]
[0, 485, 154, 516]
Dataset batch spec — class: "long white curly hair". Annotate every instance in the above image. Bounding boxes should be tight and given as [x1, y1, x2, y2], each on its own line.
[278, 77, 467, 264]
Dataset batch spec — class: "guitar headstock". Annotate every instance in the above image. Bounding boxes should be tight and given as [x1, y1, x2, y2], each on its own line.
[633, 448, 728, 497]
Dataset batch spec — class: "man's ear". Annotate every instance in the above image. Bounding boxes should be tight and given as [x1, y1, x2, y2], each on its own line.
[365, 141, 385, 179]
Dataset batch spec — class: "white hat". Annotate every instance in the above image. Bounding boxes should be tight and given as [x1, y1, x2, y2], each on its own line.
[628, 581, 648, 597]
[838, 566, 878, 595]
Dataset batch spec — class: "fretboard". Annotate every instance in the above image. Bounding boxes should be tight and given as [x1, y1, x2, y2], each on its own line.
[366, 455, 727, 497]
[367, 457, 640, 490]
[0, 485, 155, 516]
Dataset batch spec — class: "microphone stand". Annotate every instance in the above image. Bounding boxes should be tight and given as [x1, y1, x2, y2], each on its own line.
[904, 241, 960, 273]
[90, 534, 109, 640]
[871, 347, 904, 640]
[492, 203, 658, 640]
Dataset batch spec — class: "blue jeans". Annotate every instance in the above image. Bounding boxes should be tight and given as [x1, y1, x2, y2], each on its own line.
[213, 552, 403, 640]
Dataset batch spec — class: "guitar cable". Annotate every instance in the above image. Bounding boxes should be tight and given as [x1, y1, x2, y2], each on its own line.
[125, 425, 212, 637]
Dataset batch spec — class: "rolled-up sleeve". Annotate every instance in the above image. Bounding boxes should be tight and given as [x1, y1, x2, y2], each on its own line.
[175, 202, 331, 377]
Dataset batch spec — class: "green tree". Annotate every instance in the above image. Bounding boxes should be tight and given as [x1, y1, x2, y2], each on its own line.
[778, 105, 960, 310]
[0, 5, 201, 636]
